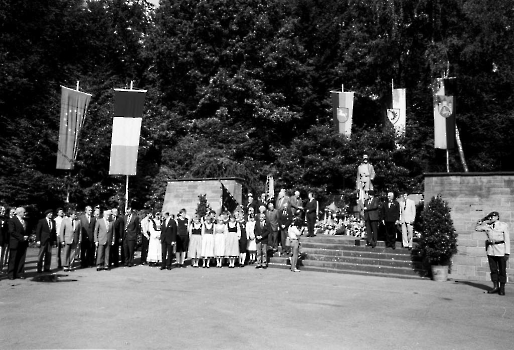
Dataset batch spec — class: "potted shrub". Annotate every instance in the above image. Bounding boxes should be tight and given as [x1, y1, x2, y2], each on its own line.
[415, 195, 458, 281]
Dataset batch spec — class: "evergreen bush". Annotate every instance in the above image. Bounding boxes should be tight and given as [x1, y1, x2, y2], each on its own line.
[416, 195, 458, 265]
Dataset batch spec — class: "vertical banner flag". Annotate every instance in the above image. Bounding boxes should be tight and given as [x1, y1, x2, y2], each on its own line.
[109, 88, 147, 175]
[389, 88, 406, 135]
[57, 86, 92, 169]
[433, 79, 456, 149]
[109, 117, 142, 175]
[331, 90, 354, 136]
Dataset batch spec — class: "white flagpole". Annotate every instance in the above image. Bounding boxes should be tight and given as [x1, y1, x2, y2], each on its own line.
[124, 80, 134, 214]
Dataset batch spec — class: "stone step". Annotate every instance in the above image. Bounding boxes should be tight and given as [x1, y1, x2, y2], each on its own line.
[268, 261, 427, 280]
[269, 257, 424, 277]
[299, 241, 410, 253]
[300, 247, 420, 262]
[302, 254, 423, 268]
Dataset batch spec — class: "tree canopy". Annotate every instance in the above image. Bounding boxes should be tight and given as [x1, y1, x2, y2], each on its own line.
[1, 0, 513, 212]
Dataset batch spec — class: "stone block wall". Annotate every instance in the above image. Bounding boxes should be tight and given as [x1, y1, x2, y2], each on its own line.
[162, 178, 243, 217]
[424, 173, 514, 283]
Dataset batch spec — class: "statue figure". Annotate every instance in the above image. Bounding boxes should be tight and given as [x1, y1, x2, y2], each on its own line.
[356, 154, 375, 201]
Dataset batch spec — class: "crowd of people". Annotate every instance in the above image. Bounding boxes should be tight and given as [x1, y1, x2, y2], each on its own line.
[0, 190, 321, 279]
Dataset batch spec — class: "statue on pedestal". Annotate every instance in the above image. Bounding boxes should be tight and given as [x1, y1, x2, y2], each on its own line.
[356, 154, 375, 202]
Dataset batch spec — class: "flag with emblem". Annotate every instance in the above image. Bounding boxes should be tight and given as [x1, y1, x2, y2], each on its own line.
[391, 88, 406, 135]
[433, 79, 456, 149]
[331, 90, 354, 136]
[57, 86, 92, 170]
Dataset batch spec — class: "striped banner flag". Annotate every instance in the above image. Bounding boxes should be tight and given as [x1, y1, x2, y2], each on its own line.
[109, 117, 142, 175]
[56, 86, 91, 169]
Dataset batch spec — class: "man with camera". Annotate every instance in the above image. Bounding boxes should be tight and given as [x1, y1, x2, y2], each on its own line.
[476, 211, 510, 295]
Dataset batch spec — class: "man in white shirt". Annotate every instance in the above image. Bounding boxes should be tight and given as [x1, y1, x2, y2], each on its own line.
[54, 208, 65, 269]
[400, 193, 416, 250]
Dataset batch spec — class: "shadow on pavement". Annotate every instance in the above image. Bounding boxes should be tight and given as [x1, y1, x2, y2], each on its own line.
[454, 280, 491, 292]
[31, 274, 78, 283]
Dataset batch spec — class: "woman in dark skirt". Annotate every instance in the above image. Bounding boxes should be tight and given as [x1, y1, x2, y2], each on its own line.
[237, 211, 248, 267]
[175, 209, 189, 268]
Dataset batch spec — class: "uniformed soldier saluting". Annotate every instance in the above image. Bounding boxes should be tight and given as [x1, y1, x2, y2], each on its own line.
[475, 211, 510, 295]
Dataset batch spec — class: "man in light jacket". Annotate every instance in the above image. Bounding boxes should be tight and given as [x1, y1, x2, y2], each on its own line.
[400, 192, 416, 250]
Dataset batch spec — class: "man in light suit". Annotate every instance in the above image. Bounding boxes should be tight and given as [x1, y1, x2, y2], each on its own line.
[94, 210, 114, 271]
[36, 209, 57, 273]
[400, 192, 416, 250]
[275, 188, 290, 211]
[160, 212, 177, 270]
[363, 190, 381, 248]
[123, 208, 140, 267]
[7, 207, 29, 280]
[60, 210, 82, 271]
[80, 206, 96, 268]
[476, 211, 510, 295]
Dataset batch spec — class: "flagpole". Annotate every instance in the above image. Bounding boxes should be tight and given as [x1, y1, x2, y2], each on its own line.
[124, 80, 135, 214]
[65, 81, 81, 204]
[446, 149, 450, 173]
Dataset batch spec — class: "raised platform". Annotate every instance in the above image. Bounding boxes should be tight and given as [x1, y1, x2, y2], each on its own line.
[268, 235, 427, 280]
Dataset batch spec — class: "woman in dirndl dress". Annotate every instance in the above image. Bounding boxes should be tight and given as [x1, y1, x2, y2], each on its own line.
[188, 215, 203, 267]
[147, 213, 162, 266]
[201, 216, 215, 268]
[246, 214, 257, 264]
[225, 214, 240, 268]
[214, 215, 227, 268]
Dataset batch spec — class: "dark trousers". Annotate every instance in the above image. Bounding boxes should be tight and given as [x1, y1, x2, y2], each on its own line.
[488, 255, 507, 283]
[140, 236, 149, 263]
[307, 213, 316, 236]
[96, 243, 110, 268]
[161, 242, 173, 268]
[8, 243, 27, 279]
[81, 239, 95, 267]
[365, 220, 379, 247]
[110, 243, 121, 267]
[384, 222, 397, 248]
[280, 228, 290, 254]
[256, 242, 267, 266]
[37, 241, 52, 271]
[124, 240, 135, 266]
[55, 242, 62, 268]
[269, 229, 279, 249]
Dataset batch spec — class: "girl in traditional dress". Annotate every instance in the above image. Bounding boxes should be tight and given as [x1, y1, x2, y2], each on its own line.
[246, 214, 257, 264]
[224, 214, 240, 268]
[237, 211, 248, 267]
[188, 215, 203, 268]
[214, 215, 227, 267]
[201, 215, 215, 268]
[147, 212, 162, 266]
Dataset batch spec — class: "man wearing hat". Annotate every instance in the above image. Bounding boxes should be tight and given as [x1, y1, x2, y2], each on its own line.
[476, 212, 510, 295]
[363, 190, 380, 248]
[356, 154, 375, 200]
[245, 193, 259, 214]
[36, 209, 57, 273]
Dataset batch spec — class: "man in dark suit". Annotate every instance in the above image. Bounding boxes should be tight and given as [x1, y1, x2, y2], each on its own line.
[381, 192, 400, 249]
[305, 192, 318, 237]
[160, 212, 177, 270]
[7, 207, 29, 280]
[80, 206, 96, 268]
[255, 212, 270, 269]
[245, 193, 259, 215]
[123, 207, 140, 267]
[364, 190, 381, 248]
[35, 209, 57, 273]
[110, 208, 124, 268]
[0, 205, 8, 272]
[278, 202, 294, 255]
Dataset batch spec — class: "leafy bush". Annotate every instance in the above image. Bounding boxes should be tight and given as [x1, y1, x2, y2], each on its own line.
[416, 196, 458, 265]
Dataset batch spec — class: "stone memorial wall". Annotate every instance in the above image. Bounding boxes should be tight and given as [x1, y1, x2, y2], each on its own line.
[424, 173, 514, 283]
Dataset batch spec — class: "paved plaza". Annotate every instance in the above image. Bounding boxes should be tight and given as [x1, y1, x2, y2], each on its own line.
[0, 248, 513, 350]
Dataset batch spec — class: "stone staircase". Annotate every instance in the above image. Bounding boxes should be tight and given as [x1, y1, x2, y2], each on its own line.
[268, 235, 427, 279]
